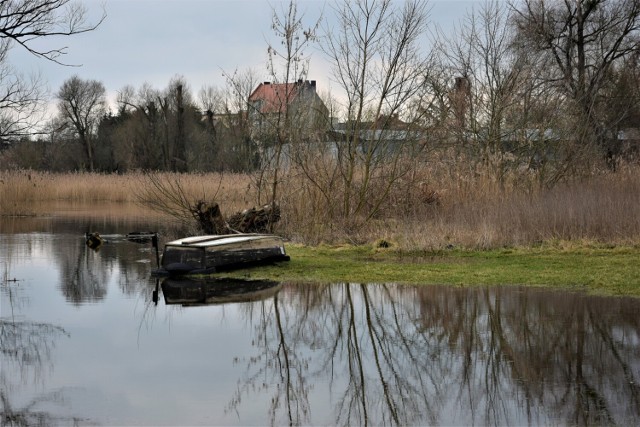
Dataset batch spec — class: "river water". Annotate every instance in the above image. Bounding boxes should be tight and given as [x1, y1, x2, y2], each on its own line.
[1, 214, 639, 426]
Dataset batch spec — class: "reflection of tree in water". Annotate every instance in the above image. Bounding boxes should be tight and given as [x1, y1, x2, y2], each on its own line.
[229, 283, 640, 426]
[327, 284, 444, 426]
[0, 387, 96, 426]
[0, 279, 91, 426]
[416, 286, 640, 426]
[54, 231, 158, 304]
[1, 227, 153, 425]
[226, 288, 313, 425]
[0, 318, 67, 383]
[56, 237, 109, 304]
[110, 235, 161, 298]
[228, 283, 445, 425]
[3, 230, 155, 305]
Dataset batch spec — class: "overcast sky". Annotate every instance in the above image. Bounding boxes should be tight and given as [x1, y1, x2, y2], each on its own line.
[13, 0, 485, 113]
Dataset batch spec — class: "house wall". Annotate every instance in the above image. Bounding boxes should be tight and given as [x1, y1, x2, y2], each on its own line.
[247, 80, 330, 145]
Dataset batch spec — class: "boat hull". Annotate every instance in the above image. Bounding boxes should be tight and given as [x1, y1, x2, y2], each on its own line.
[152, 233, 289, 276]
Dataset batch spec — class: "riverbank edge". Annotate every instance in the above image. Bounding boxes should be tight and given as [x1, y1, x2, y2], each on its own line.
[215, 243, 640, 297]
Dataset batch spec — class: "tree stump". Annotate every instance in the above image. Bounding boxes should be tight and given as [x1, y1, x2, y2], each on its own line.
[190, 201, 230, 235]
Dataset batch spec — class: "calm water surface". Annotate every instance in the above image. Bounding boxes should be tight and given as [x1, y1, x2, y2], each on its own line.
[1, 215, 639, 426]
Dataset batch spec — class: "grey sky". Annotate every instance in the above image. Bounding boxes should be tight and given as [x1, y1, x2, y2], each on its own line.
[13, 0, 484, 113]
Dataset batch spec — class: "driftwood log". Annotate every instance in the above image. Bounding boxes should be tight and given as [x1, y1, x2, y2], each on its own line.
[191, 201, 280, 234]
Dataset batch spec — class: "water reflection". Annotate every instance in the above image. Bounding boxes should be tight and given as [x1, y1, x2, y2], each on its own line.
[58, 237, 109, 304]
[1, 217, 159, 425]
[227, 283, 640, 426]
[55, 234, 156, 304]
[1, 276, 77, 425]
[161, 277, 282, 306]
[1, 216, 640, 425]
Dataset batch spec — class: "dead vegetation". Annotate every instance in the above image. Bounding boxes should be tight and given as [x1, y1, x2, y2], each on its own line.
[1, 162, 639, 249]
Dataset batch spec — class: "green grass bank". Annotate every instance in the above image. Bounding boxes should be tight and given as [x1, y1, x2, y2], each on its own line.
[220, 243, 640, 297]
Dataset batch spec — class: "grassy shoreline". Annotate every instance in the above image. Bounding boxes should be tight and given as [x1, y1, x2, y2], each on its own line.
[219, 244, 640, 297]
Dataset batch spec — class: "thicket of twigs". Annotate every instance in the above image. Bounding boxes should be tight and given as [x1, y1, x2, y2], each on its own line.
[273, 160, 640, 248]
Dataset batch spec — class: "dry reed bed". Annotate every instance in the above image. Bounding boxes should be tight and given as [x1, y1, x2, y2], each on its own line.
[390, 170, 640, 249]
[0, 170, 253, 215]
[275, 163, 640, 248]
[2, 168, 640, 248]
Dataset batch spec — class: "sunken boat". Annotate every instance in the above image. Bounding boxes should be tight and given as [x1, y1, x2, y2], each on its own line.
[152, 233, 290, 276]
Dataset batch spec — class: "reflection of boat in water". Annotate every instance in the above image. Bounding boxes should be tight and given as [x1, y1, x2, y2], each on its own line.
[152, 234, 290, 277]
[161, 277, 282, 306]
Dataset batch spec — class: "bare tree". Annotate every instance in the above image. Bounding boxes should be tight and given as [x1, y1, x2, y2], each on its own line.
[219, 68, 261, 172]
[111, 78, 202, 172]
[437, 1, 535, 185]
[0, 46, 46, 140]
[0, 0, 104, 140]
[598, 54, 640, 142]
[197, 85, 224, 166]
[113, 82, 164, 170]
[199, 77, 259, 172]
[56, 75, 106, 171]
[511, 0, 640, 160]
[320, 0, 431, 222]
[223, 67, 261, 117]
[0, 0, 104, 63]
[257, 0, 321, 211]
[219, 1, 321, 230]
[198, 84, 226, 140]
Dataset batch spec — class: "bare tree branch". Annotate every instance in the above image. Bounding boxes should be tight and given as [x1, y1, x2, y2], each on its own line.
[0, 0, 105, 65]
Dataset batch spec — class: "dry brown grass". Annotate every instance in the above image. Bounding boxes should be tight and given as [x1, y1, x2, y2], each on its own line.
[0, 170, 253, 216]
[2, 165, 639, 248]
[372, 164, 640, 249]
[273, 154, 640, 247]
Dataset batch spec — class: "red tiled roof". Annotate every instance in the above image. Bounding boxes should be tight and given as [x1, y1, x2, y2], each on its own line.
[248, 82, 301, 114]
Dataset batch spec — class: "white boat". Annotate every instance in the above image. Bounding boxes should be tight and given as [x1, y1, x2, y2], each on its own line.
[153, 233, 290, 276]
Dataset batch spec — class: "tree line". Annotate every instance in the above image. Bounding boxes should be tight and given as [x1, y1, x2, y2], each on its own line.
[1, 0, 640, 208]
[2, 74, 261, 173]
